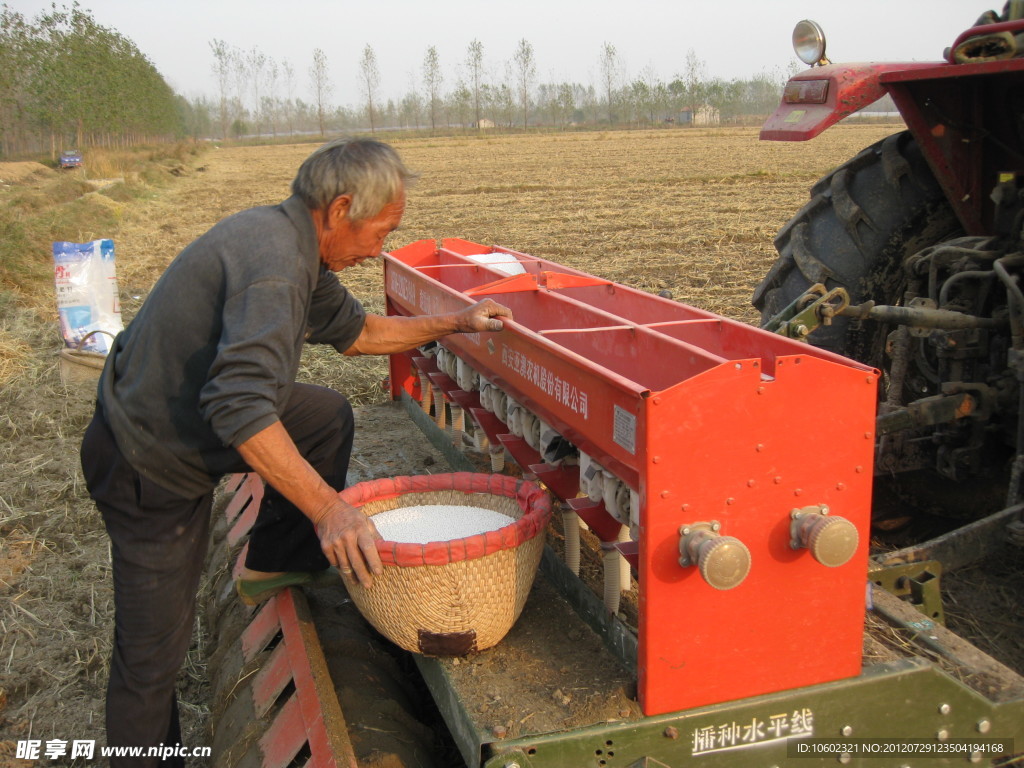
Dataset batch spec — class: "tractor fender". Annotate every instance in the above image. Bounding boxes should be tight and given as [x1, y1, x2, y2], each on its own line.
[760, 61, 942, 142]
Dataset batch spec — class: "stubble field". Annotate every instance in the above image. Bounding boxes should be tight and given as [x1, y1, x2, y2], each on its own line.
[2, 124, 1021, 765]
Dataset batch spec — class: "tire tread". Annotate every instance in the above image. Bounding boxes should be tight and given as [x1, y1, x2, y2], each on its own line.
[753, 130, 957, 358]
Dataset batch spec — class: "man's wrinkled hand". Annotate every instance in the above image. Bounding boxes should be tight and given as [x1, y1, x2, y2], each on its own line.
[456, 299, 513, 333]
[314, 501, 383, 588]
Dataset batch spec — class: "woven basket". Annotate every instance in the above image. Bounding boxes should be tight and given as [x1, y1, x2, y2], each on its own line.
[342, 473, 552, 656]
[58, 347, 106, 385]
[58, 330, 115, 386]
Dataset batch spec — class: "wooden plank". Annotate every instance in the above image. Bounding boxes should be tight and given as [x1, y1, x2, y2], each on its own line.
[871, 585, 1024, 703]
[873, 503, 1024, 572]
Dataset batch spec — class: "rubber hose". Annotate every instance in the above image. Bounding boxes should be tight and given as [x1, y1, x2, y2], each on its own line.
[489, 445, 505, 472]
[617, 525, 632, 592]
[432, 386, 446, 429]
[562, 510, 581, 576]
[451, 404, 464, 448]
[602, 544, 622, 614]
[418, 371, 432, 414]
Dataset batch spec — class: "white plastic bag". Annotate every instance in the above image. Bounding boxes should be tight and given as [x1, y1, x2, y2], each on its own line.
[53, 239, 123, 354]
[463, 251, 527, 276]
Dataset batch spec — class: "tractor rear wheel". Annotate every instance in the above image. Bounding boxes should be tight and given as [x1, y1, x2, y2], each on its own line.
[753, 130, 959, 366]
[751, 131, 1010, 523]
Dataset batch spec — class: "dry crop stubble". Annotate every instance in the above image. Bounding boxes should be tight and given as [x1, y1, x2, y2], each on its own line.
[3, 124, 922, 760]
[395, 126, 899, 321]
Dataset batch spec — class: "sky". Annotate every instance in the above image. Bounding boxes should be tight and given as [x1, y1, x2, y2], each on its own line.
[6, 0, 982, 107]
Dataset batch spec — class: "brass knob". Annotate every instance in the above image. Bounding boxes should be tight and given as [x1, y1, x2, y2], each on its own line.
[698, 536, 752, 590]
[678, 523, 751, 590]
[791, 506, 859, 567]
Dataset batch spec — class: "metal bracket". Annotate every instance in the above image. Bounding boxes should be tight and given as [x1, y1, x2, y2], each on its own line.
[762, 283, 850, 341]
[789, 504, 829, 550]
[868, 560, 945, 625]
[676, 521, 721, 568]
[875, 391, 977, 436]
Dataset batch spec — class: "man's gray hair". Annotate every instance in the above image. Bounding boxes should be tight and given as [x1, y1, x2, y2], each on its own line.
[292, 138, 417, 221]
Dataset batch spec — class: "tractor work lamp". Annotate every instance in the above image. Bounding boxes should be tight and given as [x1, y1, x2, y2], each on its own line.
[793, 19, 829, 66]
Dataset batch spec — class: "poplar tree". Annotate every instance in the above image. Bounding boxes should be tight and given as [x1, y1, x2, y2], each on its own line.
[309, 48, 331, 137]
[210, 40, 232, 139]
[359, 45, 381, 133]
[422, 46, 442, 131]
[465, 39, 484, 128]
[248, 47, 267, 137]
[513, 38, 536, 129]
[599, 42, 620, 124]
[281, 59, 296, 136]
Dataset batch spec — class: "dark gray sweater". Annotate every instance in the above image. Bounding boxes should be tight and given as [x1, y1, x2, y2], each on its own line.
[98, 195, 366, 498]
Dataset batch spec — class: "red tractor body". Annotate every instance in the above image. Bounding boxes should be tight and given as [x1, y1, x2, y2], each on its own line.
[754, 12, 1024, 530]
[762, 18, 1024, 236]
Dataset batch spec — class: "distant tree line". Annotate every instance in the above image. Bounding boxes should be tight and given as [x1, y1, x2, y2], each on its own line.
[0, 3, 182, 158]
[188, 38, 810, 140]
[2, 3, 860, 157]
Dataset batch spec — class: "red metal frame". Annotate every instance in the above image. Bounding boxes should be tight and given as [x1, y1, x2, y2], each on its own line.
[385, 240, 878, 716]
[225, 474, 358, 768]
[226, 473, 263, 549]
[242, 590, 356, 768]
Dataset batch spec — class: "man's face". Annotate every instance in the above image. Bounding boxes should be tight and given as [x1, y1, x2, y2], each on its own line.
[318, 190, 406, 271]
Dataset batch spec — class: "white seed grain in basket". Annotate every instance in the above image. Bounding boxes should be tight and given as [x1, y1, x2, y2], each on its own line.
[371, 504, 515, 544]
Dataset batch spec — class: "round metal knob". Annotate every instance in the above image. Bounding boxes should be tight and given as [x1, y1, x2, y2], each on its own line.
[697, 536, 752, 590]
[679, 525, 751, 590]
[792, 512, 859, 567]
[808, 516, 858, 567]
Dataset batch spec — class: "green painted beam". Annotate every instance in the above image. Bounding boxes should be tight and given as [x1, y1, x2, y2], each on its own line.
[483, 660, 1023, 767]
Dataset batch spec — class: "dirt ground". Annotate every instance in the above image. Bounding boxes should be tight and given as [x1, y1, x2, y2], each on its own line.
[0, 162, 54, 185]
[1, 125, 1023, 766]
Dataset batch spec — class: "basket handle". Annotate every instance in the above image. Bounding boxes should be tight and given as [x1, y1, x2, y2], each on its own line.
[72, 329, 117, 352]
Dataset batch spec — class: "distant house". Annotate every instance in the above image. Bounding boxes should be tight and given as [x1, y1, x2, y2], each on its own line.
[678, 105, 720, 126]
[476, 118, 495, 129]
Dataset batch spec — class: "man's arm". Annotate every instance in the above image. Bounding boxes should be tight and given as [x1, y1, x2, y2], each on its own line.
[235, 420, 383, 587]
[236, 299, 512, 586]
[343, 298, 511, 356]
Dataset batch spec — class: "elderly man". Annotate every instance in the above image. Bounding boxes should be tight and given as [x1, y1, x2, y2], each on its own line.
[80, 138, 510, 765]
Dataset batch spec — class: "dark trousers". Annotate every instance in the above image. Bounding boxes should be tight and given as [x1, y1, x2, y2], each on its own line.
[80, 384, 354, 766]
